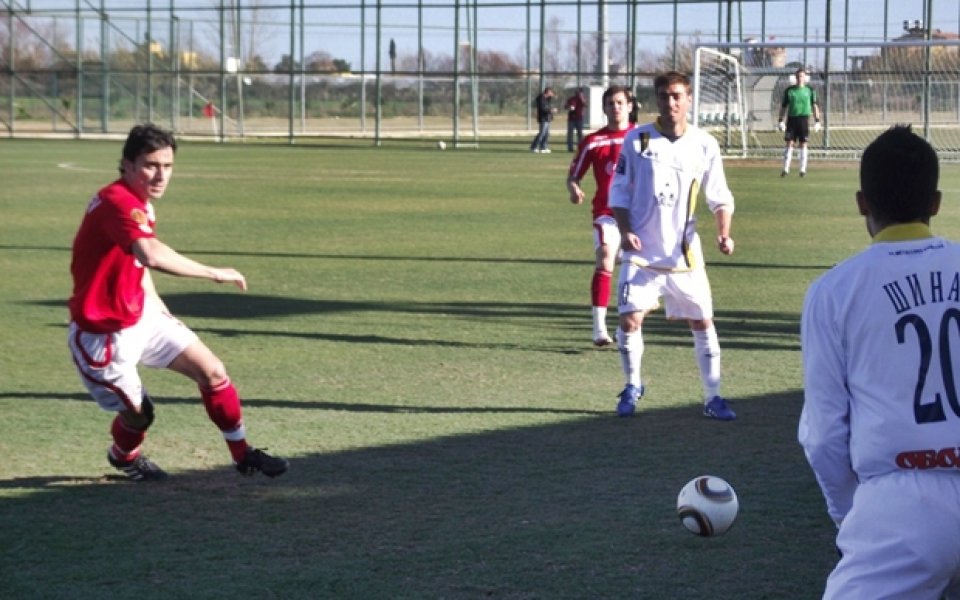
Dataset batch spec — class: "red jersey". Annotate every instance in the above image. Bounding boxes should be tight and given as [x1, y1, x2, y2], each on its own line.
[566, 92, 586, 119]
[69, 180, 156, 333]
[568, 124, 635, 219]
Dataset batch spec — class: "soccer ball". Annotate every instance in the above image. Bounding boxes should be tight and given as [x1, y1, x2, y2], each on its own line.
[676, 475, 739, 537]
[436, 140, 447, 150]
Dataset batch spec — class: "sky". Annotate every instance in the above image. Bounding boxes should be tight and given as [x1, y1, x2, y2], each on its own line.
[20, 1, 960, 70]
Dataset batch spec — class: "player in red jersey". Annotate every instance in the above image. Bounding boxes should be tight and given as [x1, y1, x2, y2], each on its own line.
[566, 85, 637, 346]
[67, 123, 288, 481]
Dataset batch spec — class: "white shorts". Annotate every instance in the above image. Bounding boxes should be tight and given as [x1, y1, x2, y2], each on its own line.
[68, 297, 198, 412]
[593, 215, 621, 252]
[825, 471, 960, 600]
[617, 261, 714, 320]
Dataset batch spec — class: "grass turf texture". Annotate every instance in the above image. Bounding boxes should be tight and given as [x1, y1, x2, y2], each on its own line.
[3, 137, 960, 599]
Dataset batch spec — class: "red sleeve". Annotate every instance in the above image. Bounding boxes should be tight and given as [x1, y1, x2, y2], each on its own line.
[568, 135, 593, 181]
[97, 182, 156, 252]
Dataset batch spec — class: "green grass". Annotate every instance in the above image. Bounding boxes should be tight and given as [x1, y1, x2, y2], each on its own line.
[2, 136, 960, 599]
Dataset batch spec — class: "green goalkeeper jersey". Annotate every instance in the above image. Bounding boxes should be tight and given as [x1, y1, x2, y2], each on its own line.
[782, 85, 817, 117]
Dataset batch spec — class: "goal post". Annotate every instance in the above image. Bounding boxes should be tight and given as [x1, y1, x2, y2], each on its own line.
[693, 47, 749, 158]
[694, 40, 960, 161]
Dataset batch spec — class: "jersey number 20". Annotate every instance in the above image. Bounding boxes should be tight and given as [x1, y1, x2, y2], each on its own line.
[896, 308, 960, 424]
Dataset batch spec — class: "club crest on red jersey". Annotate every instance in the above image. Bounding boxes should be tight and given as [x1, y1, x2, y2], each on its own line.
[130, 208, 153, 234]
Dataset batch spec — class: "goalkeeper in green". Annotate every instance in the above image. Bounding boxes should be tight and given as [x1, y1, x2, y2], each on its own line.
[777, 67, 821, 177]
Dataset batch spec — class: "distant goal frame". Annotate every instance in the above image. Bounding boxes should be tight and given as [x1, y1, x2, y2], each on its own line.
[693, 40, 960, 161]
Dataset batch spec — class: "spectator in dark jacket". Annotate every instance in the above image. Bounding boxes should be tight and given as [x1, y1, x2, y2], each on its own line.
[530, 87, 556, 153]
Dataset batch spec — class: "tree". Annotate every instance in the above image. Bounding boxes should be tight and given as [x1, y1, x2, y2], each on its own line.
[304, 50, 335, 73]
[214, 0, 278, 74]
[476, 50, 522, 74]
[273, 54, 300, 73]
[542, 15, 564, 73]
[0, 15, 71, 69]
[656, 33, 704, 73]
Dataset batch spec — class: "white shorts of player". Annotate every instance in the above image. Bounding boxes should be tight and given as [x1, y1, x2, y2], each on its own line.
[826, 470, 960, 599]
[617, 260, 714, 320]
[68, 296, 198, 412]
[592, 214, 621, 252]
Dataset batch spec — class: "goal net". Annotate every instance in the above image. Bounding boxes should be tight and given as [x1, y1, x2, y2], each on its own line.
[693, 47, 749, 158]
[694, 40, 960, 160]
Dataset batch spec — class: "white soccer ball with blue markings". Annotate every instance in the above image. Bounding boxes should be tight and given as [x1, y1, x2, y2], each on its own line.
[677, 475, 739, 537]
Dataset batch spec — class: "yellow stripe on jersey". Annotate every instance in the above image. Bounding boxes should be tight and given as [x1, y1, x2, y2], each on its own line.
[626, 254, 696, 273]
[680, 179, 701, 269]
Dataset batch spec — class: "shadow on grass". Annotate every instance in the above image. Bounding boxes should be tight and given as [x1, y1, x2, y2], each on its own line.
[34, 293, 800, 354]
[0, 390, 835, 600]
[0, 391, 607, 416]
[0, 243, 834, 272]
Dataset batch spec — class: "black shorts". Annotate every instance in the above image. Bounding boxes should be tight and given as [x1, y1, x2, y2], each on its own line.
[785, 115, 810, 143]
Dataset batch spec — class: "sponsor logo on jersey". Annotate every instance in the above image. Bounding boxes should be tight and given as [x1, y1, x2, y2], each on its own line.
[896, 446, 960, 470]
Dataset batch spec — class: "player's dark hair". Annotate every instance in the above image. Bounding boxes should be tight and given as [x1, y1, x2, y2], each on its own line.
[603, 85, 638, 124]
[860, 125, 939, 223]
[654, 71, 692, 94]
[120, 123, 177, 174]
[602, 84, 628, 104]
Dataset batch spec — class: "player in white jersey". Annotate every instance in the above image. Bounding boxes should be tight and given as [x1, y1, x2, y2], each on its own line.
[608, 71, 736, 420]
[800, 125, 960, 599]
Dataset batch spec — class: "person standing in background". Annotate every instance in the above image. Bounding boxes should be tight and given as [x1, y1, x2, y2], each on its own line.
[530, 87, 556, 154]
[565, 87, 587, 152]
[777, 67, 821, 177]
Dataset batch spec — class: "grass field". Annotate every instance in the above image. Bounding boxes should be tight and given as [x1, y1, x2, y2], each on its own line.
[2, 135, 960, 599]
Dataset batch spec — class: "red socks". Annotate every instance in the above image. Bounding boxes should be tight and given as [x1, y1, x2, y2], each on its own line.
[200, 378, 250, 463]
[109, 379, 251, 465]
[109, 415, 145, 462]
[591, 269, 612, 307]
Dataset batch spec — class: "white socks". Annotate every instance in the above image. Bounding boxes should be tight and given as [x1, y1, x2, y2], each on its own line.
[783, 146, 809, 174]
[616, 327, 643, 387]
[617, 325, 721, 400]
[592, 306, 608, 339]
[692, 326, 722, 402]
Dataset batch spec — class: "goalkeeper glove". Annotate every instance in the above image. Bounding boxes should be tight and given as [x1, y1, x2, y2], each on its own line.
[814, 120, 822, 133]
[777, 121, 785, 132]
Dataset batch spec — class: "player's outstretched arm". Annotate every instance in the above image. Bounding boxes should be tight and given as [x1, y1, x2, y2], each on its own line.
[133, 237, 248, 291]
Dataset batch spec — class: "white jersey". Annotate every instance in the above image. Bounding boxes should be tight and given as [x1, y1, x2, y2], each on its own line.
[800, 224, 960, 524]
[609, 121, 734, 272]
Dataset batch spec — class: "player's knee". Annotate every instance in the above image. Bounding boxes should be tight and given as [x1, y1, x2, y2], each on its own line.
[619, 313, 643, 334]
[201, 360, 229, 388]
[183, 352, 228, 388]
[690, 318, 713, 331]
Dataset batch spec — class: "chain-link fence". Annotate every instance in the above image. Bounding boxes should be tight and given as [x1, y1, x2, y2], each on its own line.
[2, 1, 956, 145]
